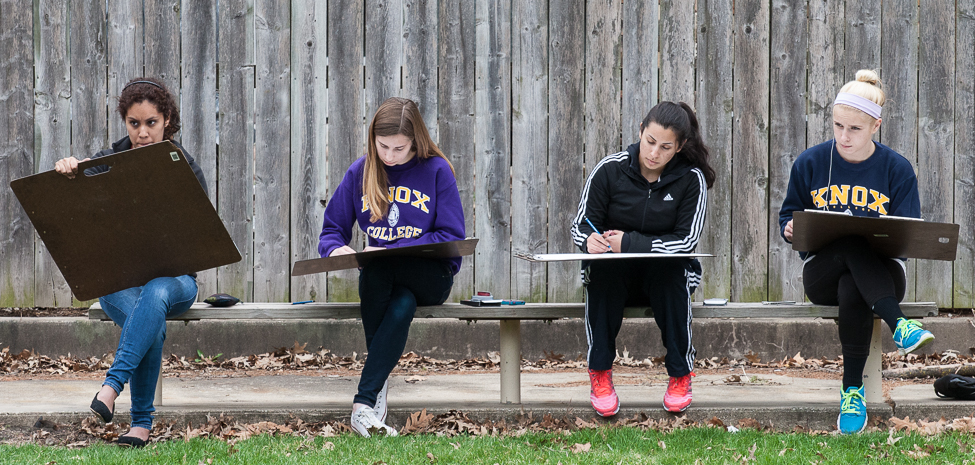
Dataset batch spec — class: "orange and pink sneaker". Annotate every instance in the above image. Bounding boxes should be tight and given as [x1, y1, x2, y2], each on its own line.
[663, 372, 694, 412]
[588, 369, 620, 417]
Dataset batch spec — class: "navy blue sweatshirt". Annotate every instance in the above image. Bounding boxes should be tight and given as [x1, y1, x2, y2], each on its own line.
[778, 139, 921, 252]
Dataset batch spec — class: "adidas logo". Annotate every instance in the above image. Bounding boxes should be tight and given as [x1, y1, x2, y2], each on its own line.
[663, 193, 674, 201]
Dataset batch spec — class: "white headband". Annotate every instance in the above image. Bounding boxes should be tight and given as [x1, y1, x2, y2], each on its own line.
[833, 92, 882, 119]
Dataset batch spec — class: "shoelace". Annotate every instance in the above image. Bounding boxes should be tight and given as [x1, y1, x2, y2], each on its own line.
[840, 389, 865, 414]
[898, 319, 924, 338]
[590, 371, 614, 396]
[668, 374, 694, 395]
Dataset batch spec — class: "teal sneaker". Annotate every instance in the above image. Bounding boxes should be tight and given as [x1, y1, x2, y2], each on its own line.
[837, 385, 867, 434]
[893, 318, 934, 355]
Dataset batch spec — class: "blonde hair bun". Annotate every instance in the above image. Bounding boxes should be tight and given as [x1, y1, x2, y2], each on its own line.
[837, 69, 886, 109]
[854, 69, 882, 89]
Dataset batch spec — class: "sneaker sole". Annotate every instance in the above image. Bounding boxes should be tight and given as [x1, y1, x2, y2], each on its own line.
[591, 397, 620, 417]
[662, 400, 691, 413]
[836, 412, 867, 434]
[897, 333, 934, 356]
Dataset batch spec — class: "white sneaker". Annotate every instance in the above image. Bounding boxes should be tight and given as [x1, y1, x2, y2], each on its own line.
[375, 379, 389, 423]
[351, 406, 398, 438]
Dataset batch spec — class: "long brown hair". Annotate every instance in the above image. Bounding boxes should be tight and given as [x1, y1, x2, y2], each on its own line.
[363, 97, 454, 222]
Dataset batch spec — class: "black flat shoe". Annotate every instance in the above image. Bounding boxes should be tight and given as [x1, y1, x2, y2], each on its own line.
[89, 394, 113, 424]
[117, 435, 148, 448]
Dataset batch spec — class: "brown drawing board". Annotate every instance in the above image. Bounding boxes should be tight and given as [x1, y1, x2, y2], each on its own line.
[9, 141, 241, 300]
[791, 210, 958, 261]
[292, 238, 478, 275]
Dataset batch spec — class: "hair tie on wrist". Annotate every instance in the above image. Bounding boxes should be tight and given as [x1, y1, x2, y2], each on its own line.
[833, 92, 882, 119]
[122, 80, 163, 91]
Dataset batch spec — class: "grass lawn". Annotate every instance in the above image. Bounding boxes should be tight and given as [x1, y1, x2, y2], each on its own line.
[2, 427, 973, 464]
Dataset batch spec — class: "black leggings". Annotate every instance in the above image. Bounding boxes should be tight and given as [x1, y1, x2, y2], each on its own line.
[355, 256, 453, 407]
[802, 236, 906, 384]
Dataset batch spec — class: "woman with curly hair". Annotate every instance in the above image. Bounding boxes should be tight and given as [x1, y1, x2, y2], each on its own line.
[54, 77, 206, 447]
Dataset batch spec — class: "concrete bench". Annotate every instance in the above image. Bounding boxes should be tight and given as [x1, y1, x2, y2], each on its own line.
[88, 301, 937, 406]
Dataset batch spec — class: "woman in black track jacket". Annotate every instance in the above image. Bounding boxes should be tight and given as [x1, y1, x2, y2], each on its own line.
[570, 101, 716, 416]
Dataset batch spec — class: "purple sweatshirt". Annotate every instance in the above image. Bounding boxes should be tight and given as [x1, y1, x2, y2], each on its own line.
[318, 155, 466, 274]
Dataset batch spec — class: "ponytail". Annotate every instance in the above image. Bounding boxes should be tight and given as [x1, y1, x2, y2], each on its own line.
[641, 101, 716, 188]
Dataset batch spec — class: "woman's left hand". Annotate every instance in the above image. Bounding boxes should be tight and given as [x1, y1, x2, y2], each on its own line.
[605, 230, 623, 253]
[363, 246, 386, 252]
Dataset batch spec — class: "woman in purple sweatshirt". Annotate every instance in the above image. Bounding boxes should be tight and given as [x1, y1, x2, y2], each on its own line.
[318, 97, 465, 437]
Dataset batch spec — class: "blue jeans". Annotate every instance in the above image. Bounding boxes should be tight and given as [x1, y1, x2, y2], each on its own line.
[99, 275, 197, 429]
[354, 257, 453, 407]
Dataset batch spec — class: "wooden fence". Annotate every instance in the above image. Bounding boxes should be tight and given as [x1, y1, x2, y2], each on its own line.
[1, 0, 972, 308]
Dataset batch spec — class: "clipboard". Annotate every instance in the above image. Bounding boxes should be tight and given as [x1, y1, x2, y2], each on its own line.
[791, 210, 959, 261]
[9, 141, 242, 300]
[293, 238, 478, 275]
[514, 252, 712, 262]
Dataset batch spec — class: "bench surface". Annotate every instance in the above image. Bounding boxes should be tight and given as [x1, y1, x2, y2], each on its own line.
[88, 301, 938, 321]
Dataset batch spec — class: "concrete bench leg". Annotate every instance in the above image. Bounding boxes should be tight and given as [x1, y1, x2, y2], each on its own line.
[499, 320, 521, 404]
[155, 365, 163, 406]
[863, 319, 883, 402]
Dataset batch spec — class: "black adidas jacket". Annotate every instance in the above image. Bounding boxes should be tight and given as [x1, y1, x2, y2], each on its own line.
[570, 142, 707, 255]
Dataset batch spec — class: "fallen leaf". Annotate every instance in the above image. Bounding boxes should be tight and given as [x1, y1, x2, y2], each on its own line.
[570, 443, 591, 454]
[427, 452, 437, 463]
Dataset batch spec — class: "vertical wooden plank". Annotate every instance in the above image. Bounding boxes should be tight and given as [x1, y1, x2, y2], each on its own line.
[955, 0, 975, 307]
[290, 0, 328, 302]
[807, 0, 844, 146]
[474, 0, 511, 297]
[107, 0, 144, 143]
[365, 0, 403, 120]
[144, 0, 181, 96]
[0, 0, 35, 306]
[33, 0, 72, 307]
[68, 0, 108, 307]
[326, 0, 364, 302]
[585, 0, 622, 161]
[768, 0, 807, 302]
[695, 0, 733, 300]
[844, 0, 882, 72]
[217, 0, 256, 301]
[439, 0, 475, 301]
[181, 0, 218, 300]
[253, 0, 291, 302]
[547, 0, 585, 303]
[916, 0, 955, 306]
[403, 0, 438, 138]
[880, 0, 919, 303]
[622, 0, 658, 143]
[70, 0, 108, 162]
[732, 0, 769, 301]
[511, 0, 547, 302]
[658, 0, 694, 105]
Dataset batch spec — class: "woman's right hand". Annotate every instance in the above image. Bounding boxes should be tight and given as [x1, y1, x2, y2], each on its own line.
[784, 219, 794, 241]
[329, 245, 357, 257]
[53, 157, 90, 179]
[586, 232, 612, 254]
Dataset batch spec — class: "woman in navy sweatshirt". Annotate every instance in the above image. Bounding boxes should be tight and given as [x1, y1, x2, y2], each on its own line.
[570, 101, 715, 416]
[318, 97, 465, 437]
[778, 69, 933, 435]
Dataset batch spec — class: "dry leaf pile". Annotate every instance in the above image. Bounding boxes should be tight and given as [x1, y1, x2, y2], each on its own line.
[17, 411, 975, 449]
[2, 342, 974, 377]
[0, 347, 113, 375]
